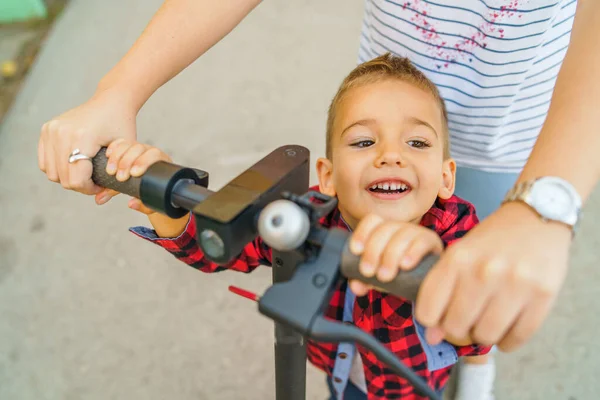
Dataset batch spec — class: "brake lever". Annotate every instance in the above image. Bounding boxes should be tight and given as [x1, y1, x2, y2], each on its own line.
[309, 317, 440, 400]
[282, 190, 338, 224]
[257, 227, 441, 400]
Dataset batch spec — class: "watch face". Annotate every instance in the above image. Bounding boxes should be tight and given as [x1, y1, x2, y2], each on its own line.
[529, 177, 578, 222]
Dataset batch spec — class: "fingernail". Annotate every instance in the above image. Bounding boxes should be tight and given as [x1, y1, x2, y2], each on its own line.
[107, 163, 116, 174]
[130, 166, 141, 176]
[359, 262, 374, 276]
[117, 171, 126, 181]
[129, 201, 139, 210]
[401, 256, 413, 268]
[350, 240, 364, 254]
[105, 148, 112, 156]
[378, 267, 395, 282]
[98, 194, 110, 204]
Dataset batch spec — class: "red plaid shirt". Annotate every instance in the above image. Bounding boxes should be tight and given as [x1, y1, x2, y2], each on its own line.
[131, 189, 491, 399]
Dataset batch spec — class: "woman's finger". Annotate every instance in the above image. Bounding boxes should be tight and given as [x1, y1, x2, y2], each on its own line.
[38, 124, 47, 172]
[95, 189, 120, 205]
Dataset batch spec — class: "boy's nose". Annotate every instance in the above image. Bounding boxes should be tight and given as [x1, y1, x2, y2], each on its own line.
[374, 145, 406, 167]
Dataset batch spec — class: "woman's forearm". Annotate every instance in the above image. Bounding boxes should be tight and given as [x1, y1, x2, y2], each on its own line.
[96, 0, 263, 112]
[517, 0, 600, 202]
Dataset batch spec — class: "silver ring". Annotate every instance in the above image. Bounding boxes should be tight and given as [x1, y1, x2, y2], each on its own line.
[68, 148, 92, 164]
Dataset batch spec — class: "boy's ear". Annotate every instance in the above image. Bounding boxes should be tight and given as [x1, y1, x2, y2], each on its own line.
[438, 158, 456, 199]
[316, 157, 336, 197]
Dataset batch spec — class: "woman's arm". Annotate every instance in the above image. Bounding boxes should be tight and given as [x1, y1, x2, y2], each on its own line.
[38, 0, 263, 195]
[97, 0, 263, 111]
[415, 0, 600, 352]
[517, 0, 600, 200]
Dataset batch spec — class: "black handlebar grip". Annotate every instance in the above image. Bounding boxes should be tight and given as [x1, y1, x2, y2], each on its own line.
[340, 245, 438, 303]
[91, 147, 142, 198]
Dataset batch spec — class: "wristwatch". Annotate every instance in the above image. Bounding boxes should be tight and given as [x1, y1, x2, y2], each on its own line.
[502, 176, 582, 234]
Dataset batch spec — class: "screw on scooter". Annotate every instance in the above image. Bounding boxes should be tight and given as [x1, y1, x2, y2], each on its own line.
[90, 145, 441, 400]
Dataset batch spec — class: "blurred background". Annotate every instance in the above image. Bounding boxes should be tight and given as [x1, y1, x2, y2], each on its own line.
[0, 1, 598, 399]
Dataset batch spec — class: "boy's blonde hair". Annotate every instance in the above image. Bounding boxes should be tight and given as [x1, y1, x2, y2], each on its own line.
[326, 52, 450, 159]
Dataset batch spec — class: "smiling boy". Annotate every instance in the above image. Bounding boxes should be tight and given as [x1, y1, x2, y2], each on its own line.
[100, 53, 491, 399]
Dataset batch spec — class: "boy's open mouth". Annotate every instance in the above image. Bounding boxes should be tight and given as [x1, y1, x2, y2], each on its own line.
[366, 179, 412, 199]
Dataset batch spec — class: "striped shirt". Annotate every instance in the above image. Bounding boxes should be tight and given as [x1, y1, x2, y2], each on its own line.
[358, 0, 577, 173]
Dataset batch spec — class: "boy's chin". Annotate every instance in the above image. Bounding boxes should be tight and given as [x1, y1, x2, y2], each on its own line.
[363, 206, 421, 224]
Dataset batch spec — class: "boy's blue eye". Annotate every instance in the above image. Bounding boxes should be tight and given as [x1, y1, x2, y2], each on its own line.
[351, 140, 374, 148]
[407, 139, 431, 148]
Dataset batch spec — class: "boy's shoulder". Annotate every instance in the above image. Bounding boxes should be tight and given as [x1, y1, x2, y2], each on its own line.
[422, 195, 479, 243]
[430, 194, 478, 221]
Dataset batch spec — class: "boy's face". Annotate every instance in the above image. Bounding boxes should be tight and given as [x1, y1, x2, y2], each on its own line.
[317, 79, 456, 228]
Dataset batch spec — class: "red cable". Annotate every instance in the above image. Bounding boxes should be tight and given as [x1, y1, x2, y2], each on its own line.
[228, 285, 259, 302]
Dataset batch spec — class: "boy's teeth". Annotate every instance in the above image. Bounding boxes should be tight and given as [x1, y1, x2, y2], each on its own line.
[370, 181, 409, 191]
